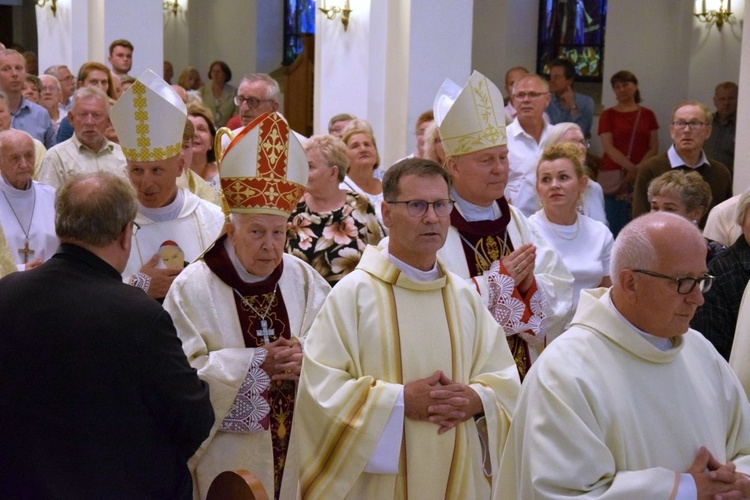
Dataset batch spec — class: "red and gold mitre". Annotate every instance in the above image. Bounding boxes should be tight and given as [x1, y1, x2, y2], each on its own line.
[217, 112, 307, 217]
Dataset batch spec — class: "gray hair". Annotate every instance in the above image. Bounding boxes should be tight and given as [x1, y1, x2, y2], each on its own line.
[542, 122, 583, 150]
[71, 86, 110, 113]
[240, 73, 280, 102]
[512, 74, 549, 95]
[736, 190, 750, 227]
[55, 172, 138, 247]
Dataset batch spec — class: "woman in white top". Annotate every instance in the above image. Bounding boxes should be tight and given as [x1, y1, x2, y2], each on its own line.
[529, 142, 613, 312]
[340, 125, 385, 223]
[542, 122, 608, 226]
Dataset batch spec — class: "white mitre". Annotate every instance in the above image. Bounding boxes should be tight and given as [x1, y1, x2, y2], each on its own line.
[433, 70, 507, 157]
[111, 69, 187, 162]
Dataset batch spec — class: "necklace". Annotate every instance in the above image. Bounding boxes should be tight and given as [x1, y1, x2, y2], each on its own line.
[543, 212, 580, 241]
[458, 230, 509, 272]
[232, 281, 280, 344]
[2, 186, 36, 263]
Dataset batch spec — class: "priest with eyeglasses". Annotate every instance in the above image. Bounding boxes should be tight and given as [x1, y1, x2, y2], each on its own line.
[498, 212, 750, 499]
[295, 158, 520, 499]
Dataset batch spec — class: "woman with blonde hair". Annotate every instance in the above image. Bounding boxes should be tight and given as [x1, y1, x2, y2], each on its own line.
[529, 142, 613, 311]
[542, 122, 607, 226]
[287, 134, 382, 286]
[341, 125, 385, 223]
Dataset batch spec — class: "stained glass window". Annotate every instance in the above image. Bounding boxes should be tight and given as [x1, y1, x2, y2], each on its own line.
[283, 0, 316, 65]
[537, 0, 608, 82]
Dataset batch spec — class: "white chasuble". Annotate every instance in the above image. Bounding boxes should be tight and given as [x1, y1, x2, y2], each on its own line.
[163, 253, 330, 499]
[498, 288, 750, 499]
[296, 246, 520, 499]
[124, 189, 224, 281]
[0, 179, 58, 269]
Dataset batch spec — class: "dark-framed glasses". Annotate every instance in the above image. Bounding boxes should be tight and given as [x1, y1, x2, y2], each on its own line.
[513, 91, 550, 100]
[670, 121, 709, 130]
[386, 199, 454, 217]
[132, 221, 141, 235]
[631, 269, 715, 294]
[233, 95, 274, 109]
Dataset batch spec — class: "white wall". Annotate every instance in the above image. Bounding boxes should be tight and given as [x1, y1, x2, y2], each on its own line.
[473, 0, 538, 97]
[102, 0, 162, 76]
[185, 0, 257, 85]
[736, 8, 750, 193]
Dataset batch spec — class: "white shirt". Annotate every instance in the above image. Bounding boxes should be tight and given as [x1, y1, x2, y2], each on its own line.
[506, 118, 550, 217]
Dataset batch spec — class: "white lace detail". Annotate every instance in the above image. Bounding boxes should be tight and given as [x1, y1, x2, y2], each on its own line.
[487, 260, 547, 345]
[220, 348, 271, 434]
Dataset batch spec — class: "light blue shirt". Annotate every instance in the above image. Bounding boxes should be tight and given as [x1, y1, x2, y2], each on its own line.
[11, 97, 56, 149]
[546, 92, 595, 137]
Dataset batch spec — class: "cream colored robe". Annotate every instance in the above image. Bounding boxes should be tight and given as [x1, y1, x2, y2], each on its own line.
[498, 288, 750, 499]
[295, 246, 520, 499]
[163, 253, 330, 499]
[438, 202, 575, 348]
[0, 223, 18, 277]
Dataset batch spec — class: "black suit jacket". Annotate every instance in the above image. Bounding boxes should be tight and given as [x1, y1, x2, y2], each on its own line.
[0, 244, 214, 499]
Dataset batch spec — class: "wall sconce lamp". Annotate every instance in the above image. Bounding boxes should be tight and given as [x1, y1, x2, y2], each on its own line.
[319, 0, 352, 31]
[695, 0, 734, 30]
[35, 0, 57, 17]
[163, 0, 181, 16]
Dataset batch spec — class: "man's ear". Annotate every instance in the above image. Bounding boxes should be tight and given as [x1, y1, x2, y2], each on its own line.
[382, 200, 392, 231]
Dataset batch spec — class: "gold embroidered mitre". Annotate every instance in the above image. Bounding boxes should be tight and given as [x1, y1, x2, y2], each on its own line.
[217, 112, 307, 217]
[110, 69, 186, 162]
[433, 70, 507, 157]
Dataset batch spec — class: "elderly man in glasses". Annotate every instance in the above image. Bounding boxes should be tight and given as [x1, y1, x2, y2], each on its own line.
[295, 157, 520, 499]
[221, 73, 279, 131]
[498, 211, 750, 499]
[633, 101, 733, 226]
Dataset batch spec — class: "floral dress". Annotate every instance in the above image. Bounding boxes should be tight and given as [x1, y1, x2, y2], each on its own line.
[286, 192, 383, 286]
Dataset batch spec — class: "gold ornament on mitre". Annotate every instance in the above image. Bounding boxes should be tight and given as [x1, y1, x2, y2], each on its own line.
[214, 112, 307, 218]
[433, 70, 507, 158]
[110, 69, 186, 162]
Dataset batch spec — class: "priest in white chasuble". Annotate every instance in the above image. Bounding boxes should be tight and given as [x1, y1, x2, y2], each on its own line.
[163, 111, 330, 499]
[110, 70, 224, 300]
[433, 71, 574, 379]
[0, 129, 58, 271]
[295, 159, 520, 499]
[498, 213, 750, 499]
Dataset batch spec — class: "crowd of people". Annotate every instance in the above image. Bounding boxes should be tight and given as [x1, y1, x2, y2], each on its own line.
[2, 37, 750, 500]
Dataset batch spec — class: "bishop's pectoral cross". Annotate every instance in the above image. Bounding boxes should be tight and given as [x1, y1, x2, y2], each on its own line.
[257, 319, 275, 344]
[18, 240, 34, 263]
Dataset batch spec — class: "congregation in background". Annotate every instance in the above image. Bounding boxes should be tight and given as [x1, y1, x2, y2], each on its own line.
[3, 32, 750, 500]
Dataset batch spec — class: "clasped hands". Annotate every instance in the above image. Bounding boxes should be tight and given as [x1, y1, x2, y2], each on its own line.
[260, 337, 303, 383]
[404, 370, 482, 435]
[690, 447, 750, 500]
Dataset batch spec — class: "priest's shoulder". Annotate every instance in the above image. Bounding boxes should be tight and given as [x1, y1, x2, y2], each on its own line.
[281, 252, 331, 291]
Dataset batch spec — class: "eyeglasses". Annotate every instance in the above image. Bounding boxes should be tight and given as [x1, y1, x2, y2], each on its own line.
[41, 86, 60, 93]
[132, 221, 141, 235]
[513, 91, 550, 100]
[671, 121, 709, 130]
[234, 95, 275, 109]
[631, 269, 715, 294]
[571, 139, 590, 148]
[386, 199, 454, 217]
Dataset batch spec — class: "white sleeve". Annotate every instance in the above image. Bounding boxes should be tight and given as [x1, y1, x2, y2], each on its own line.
[363, 388, 405, 474]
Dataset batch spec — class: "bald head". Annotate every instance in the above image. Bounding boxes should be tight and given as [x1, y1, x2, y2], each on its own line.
[171, 84, 187, 103]
[0, 129, 35, 190]
[610, 212, 708, 338]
